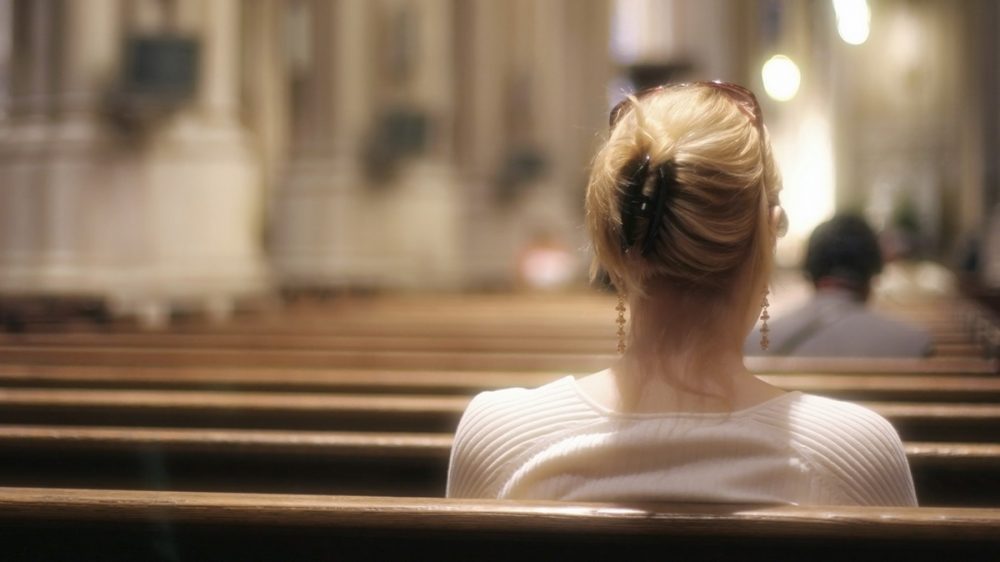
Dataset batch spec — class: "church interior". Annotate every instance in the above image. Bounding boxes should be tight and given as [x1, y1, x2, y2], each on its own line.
[0, 0, 998, 559]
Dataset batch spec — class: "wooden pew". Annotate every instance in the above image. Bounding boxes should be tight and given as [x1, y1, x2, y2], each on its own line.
[0, 388, 467, 432]
[1, 364, 998, 401]
[1, 289, 986, 352]
[0, 427, 448, 496]
[0, 487, 997, 560]
[0, 330, 981, 354]
[0, 425, 991, 506]
[0, 345, 994, 372]
[0, 387, 997, 441]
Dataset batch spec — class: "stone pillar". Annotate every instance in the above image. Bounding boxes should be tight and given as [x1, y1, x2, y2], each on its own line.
[242, 0, 290, 204]
[0, 0, 52, 293]
[270, 0, 373, 289]
[272, 0, 464, 290]
[129, 0, 268, 323]
[375, 0, 462, 288]
[453, 0, 613, 288]
[0, 0, 269, 326]
[0, 0, 120, 297]
[501, 0, 611, 287]
[509, 0, 576, 248]
[43, 0, 121, 286]
[452, 0, 511, 285]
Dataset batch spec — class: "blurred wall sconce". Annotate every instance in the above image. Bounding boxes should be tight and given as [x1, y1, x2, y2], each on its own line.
[105, 34, 200, 134]
[761, 54, 801, 102]
[495, 146, 549, 204]
[363, 107, 430, 184]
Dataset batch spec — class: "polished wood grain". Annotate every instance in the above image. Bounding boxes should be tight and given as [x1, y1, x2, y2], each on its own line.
[0, 487, 997, 561]
[0, 330, 980, 353]
[0, 486, 995, 537]
[0, 364, 997, 401]
[0, 386, 995, 439]
[0, 425, 992, 504]
[0, 345, 994, 372]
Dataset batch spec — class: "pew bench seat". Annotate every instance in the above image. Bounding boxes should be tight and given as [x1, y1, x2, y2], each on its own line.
[1, 364, 999, 401]
[0, 387, 996, 442]
[0, 345, 995, 373]
[0, 487, 998, 561]
[0, 425, 993, 505]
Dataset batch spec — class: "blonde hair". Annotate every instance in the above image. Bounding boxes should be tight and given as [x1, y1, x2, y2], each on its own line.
[586, 84, 784, 298]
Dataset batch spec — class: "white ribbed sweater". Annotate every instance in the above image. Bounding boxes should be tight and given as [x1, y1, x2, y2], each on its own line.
[447, 376, 918, 506]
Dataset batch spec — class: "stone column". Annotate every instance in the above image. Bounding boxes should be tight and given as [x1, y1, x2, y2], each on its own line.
[270, 0, 373, 289]
[242, 0, 290, 205]
[0, 0, 269, 325]
[453, 0, 613, 288]
[24, 0, 53, 117]
[129, 0, 269, 323]
[452, 0, 511, 285]
[0, 0, 51, 293]
[376, 0, 462, 288]
[58, 0, 119, 121]
[503, 0, 610, 286]
[0, 0, 120, 297]
[508, 0, 572, 245]
[43, 0, 121, 286]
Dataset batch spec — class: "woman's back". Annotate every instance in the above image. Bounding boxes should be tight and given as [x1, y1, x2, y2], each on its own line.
[446, 81, 917, 506]
[447, 376, 916, 506]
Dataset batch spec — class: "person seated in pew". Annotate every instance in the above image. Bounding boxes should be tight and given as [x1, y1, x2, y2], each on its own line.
[447, 81, 917, 506]
[743, 214, 933, 357]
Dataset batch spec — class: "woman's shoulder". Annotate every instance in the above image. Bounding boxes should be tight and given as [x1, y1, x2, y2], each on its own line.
[758, 392, 905, 455]
[778, 392, 901, 440]
[452, 376, 597, 448]
[446, 375, 597, 498]
[460, 375, 593, 422]
[758, 392, 917, 506]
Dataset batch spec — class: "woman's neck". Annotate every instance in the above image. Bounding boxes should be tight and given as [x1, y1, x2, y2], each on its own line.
[610, 286, 766, 410]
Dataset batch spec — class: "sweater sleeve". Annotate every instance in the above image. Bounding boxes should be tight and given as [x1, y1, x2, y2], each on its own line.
[446, 391, 500, 498]
[788, 398, 918, 506]
[446, 378, 588, 499]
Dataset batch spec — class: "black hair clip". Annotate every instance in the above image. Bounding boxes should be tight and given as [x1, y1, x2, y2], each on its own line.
[620, 155, 651, 252]
[640, 164, 672, 257]
[620, 156, 675, 256]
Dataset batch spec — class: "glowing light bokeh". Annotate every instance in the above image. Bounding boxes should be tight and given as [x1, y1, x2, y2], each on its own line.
[761, 55, 801, 102]
[833, 0, 871, 45]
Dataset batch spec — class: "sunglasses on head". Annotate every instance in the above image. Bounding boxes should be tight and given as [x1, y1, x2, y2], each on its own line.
[608, 80, 764, 134]
[610, 81, 785, 243]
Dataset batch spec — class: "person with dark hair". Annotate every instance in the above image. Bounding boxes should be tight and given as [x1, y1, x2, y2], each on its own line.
[746, 214, 932, 357]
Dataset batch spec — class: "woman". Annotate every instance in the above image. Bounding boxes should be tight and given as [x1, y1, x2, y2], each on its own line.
[447, 82, 917, 506]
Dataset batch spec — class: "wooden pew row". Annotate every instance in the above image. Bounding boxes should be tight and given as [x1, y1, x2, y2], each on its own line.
[0, 330, 979, 352]
[0, 427, 992, 506]
[77, 297, 978, 337]
[207, 292, 978, 321]
[12, 289, 967, 344]
[0, 489, 998, 561]
[163, 323, 983, 354]
[1, 345, 995, 373]
[1, 364, 998, 400]
[0, 388, 996, 442]
[2, 291, 983, 347]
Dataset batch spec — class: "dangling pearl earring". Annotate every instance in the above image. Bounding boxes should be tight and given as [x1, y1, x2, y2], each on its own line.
[616, 293, 627, 354]
[759, 288, 771, 351]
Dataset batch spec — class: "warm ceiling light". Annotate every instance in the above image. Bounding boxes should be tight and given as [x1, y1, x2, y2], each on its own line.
[833, 0, 871, 45]
[761, 55, 801, 102]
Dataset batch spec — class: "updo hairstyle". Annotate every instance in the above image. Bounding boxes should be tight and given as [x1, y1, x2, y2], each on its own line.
[586, 84, 784, 299]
